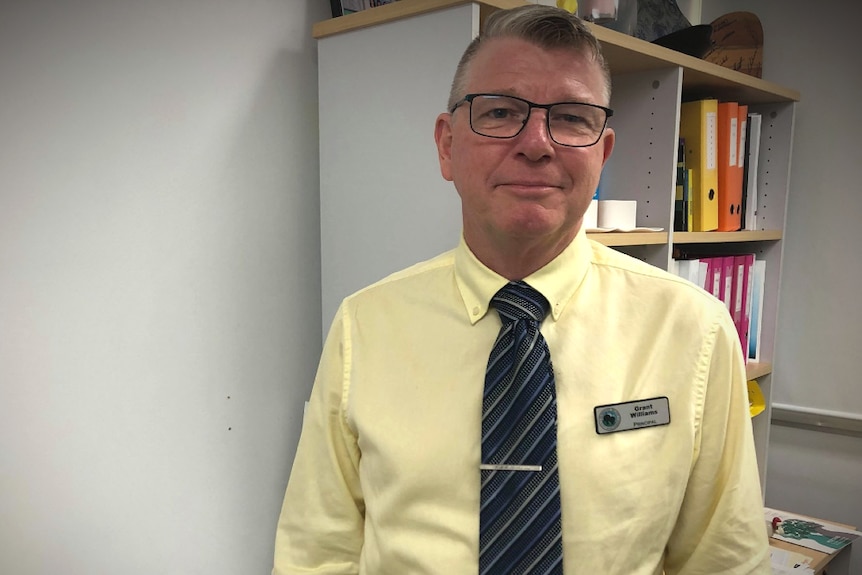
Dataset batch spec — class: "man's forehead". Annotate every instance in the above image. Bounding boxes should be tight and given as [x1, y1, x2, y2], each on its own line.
[465, 38, 606, 101]
[469, 39, 599, 79]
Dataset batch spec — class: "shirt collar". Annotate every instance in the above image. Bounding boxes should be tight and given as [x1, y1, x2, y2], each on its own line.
[454, 227, 592, 325]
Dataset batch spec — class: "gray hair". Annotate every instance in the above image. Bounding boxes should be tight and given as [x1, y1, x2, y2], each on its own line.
[447, 5, 611, 111]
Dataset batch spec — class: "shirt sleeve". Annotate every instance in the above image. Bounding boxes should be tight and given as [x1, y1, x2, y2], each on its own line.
[272, 304, 365, 575]
[664, 304, 771, 575]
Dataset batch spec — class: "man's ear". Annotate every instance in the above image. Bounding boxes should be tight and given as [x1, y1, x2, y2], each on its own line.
[434, 113, 454, 182]
[600, 127, 615, 167]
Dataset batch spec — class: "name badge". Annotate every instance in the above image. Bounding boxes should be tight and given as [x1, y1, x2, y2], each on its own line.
[594, 396, 670, 434]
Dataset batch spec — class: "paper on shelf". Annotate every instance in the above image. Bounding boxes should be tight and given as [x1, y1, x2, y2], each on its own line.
[587, 227, 664, 233]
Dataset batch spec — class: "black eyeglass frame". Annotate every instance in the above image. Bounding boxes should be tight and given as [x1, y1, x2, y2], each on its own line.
[449, 93, 614, 148]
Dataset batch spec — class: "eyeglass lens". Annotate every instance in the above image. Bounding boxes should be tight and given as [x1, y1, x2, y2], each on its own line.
[469, 95, 607, 146]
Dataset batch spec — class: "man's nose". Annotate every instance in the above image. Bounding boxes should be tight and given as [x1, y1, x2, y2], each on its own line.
[515, 109, 556, 159]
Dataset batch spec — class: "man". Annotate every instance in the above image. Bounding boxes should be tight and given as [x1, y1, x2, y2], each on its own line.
[273, 5, 770, 574]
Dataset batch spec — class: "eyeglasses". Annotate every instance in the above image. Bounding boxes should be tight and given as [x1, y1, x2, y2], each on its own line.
[450, 93, 613, 148]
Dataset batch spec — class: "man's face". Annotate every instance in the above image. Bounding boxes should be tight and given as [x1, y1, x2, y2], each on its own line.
[435, 37, 614, 256]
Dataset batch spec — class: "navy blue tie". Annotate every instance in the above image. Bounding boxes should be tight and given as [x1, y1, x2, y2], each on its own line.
[480, 281, 563, 575]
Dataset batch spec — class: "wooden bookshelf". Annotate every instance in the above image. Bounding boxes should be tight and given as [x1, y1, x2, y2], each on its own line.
[746, 362, 772, 380]
[587, 229, 783, 247]
[588, 231, 668, 246]
[674, 230, 783, 244]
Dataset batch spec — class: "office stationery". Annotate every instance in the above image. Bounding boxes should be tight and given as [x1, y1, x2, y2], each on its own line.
[717, 101, 742, 231]
[674, 138, 689, 232]
[769, 546, 815, 574]
[672, 258, 701, 287]
[743, 112, 762, 230]
[718, 255, 735, 312]
[735, 104, 748, 228]
[696, 258, 709, 291]
[679, 99, 719, 231]
[734, 254, 755, 355]
[672, 140, 693, 233]
[737, 104, 748, 201]
[748, 259, 766, 361]
[704, 257, 722, 299]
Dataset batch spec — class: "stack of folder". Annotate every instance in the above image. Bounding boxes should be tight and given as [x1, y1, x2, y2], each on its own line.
[671, 252, 767, 362]
[678, 99, 761, 233]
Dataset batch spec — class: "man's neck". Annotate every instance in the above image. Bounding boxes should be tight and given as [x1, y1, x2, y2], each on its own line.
[465, 227, 579, 281]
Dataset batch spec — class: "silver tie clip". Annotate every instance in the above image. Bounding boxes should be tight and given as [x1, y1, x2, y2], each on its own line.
[480, 464, 542, 472]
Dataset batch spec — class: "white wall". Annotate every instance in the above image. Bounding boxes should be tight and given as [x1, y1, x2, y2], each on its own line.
[699, 0, 862, 571]
[0, 0, 329, 573]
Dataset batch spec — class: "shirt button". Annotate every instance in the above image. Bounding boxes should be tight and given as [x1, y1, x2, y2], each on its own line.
[472, 306, 480, 316]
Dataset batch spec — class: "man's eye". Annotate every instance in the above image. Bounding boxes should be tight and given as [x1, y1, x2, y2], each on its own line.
[483, 107, 523, 120]
[555, 113, 587, 125]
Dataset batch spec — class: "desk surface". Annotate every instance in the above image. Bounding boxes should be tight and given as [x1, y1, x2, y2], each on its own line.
[769, 538, 838, 573]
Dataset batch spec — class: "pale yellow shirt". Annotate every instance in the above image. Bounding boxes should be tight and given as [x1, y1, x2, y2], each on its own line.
[273, 229, 770, 575]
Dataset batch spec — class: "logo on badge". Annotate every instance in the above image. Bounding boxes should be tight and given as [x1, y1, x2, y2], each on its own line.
[598, 407, 621, 431]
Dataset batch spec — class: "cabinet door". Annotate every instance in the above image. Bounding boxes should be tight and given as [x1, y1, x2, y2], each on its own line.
[318, 4, 480, 329]
[601, 66, 682, 269]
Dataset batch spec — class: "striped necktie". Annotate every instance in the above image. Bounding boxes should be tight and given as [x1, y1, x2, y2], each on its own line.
[480, 281, 563, 575]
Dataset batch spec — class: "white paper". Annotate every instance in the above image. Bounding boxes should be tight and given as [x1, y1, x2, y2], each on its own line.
[587, 227, 664, 233]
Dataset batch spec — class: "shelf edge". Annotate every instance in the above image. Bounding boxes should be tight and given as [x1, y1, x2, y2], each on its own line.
[673, 230, 783, 244]
[587, 231, 668, 247]
[746, 361, 772, 380]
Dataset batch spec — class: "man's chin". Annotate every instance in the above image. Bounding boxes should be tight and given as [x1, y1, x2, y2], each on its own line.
[500, 218, 579, 246]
